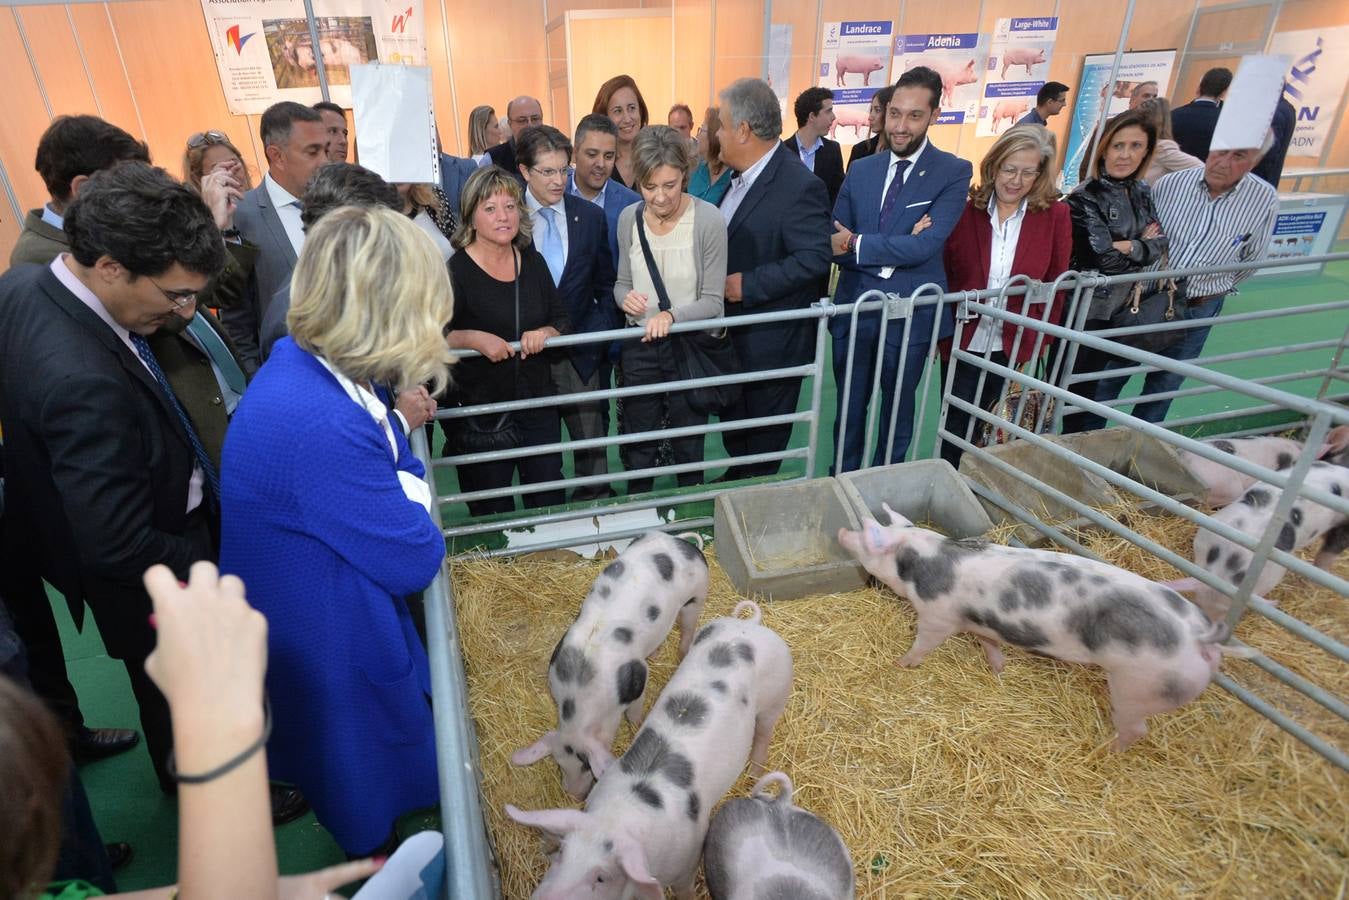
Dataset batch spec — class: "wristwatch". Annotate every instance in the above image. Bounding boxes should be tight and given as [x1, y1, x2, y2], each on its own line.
[846, 233, 858, 254]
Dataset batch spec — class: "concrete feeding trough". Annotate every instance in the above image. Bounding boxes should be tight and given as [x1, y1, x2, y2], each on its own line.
[713, 478, 866, 600]
[1053, 429, 1208, 501]
[959, 438, 1121, 544]
[837, 459, 993, 538]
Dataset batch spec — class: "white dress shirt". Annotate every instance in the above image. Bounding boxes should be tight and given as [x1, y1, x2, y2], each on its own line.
[796, 133, 823, 172]
[263, 173, 306, 256]
[720, 144, 777, 225]
[856, 138, 929, 270]
[313, 356, 432, 512]
[968, 197, 1028, 353]
[525, 189, 570, 262]
[570, 176, 608, 209]
[50, 255, 205, 513]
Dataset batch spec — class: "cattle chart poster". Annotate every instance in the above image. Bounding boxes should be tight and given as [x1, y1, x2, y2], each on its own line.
[818, 20, 894, 149]
[200, 0, 427, 115]
[976, 16, 1058, 138]
[893, 33, 989, 126]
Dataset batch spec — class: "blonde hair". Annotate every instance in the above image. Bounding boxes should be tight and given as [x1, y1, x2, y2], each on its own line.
[468, 105, 496, 156]
[288, 206, 454, 393]
[1137, 96, 1175, 142]
[452, 166, 532, 250]
[971, 125, 1060, 213]
[406, 183, 441, 213]
[181, 132, 253, 194]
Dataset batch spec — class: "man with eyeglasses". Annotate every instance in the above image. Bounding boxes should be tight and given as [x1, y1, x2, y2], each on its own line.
[482, 95, 545, 184]
[517, 125, 618, 501]
[0, 163, 225, 798]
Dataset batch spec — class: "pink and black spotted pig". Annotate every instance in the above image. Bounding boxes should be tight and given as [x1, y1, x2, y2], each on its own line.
[507, 601, 794, 900]
[1179, 426, 1349, 508]
[513, 531, 710, 798]
[838, 504, 1249, 750]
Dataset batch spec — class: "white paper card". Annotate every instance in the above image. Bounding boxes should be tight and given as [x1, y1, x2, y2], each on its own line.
[1211, 55, 1290, 152]
[351, 64, 439, 185]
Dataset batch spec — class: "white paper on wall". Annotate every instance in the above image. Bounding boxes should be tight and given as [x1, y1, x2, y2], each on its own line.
[351, 63, 439, 185]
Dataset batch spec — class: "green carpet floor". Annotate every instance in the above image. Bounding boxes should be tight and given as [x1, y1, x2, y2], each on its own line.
[64, 254, 1348, 892]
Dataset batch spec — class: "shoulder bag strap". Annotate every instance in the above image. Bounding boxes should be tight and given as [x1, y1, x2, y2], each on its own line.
[634, 202, 673, 314]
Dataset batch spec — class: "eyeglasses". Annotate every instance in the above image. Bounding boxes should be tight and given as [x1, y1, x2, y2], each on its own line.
[998, 165, 1042, 181]
[528, 165, 566, 180]
[148, 277, 197, 310]
[187, 130, 231, 149]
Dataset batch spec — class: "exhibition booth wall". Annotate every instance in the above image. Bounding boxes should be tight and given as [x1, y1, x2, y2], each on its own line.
[0, 0, 1346, 262]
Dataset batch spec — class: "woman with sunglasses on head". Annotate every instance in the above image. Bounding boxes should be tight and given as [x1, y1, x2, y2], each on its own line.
[181, 130, 258, 315]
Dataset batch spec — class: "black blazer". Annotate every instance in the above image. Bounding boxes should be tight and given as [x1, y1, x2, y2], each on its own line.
[1171, 99, 1222, 160]
[0, 265, 206, 655]
[783, 135, 845, 207]
[538, 193, 617, 382]
[487, 139, 524, 184]
[722, 143, 833, 369]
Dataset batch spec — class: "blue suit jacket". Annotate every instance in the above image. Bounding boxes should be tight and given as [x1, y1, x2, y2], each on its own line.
[535, 194, 617, 382]
[438, 153, 479, 220]
[832, 143, 972, 344]
[219, 338, 445, 853]
[568, 172, 640, 270]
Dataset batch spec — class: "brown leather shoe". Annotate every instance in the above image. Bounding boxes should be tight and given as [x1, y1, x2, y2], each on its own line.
[73, 727, 140, 763]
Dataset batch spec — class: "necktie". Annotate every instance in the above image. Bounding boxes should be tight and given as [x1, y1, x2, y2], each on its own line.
[877, 158, 912, 232]
[186, 315, 246, 395]
[130, 333, 221, 501]
[539, 207, 565, 285]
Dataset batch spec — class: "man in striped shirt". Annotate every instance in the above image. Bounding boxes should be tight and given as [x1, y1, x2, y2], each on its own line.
[1128, 138, 1278, 423]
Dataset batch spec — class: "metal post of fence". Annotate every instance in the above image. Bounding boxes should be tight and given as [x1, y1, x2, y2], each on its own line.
[804, 301, 831, 478]
[409, 428, 497, 899]
[1316, 318, 1349, 403]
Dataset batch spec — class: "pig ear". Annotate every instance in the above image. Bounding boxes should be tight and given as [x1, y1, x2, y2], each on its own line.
[881, 502, 913, 528]
[511, 732, 557, 767]
[863, 520, 897, 555]
[586, 741, 616, 780]
[1318, 425, 1349, 457]
[505, 804, 588, 840]
[614, 837, 663, 899]
[1159, 577, 1200, 595]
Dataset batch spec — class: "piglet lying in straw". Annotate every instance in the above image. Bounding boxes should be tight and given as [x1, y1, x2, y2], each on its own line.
[837, 504, 1250, 750]
[703, 771, 855, 900]
[1166, 461, 1349, 621]
[1179, 426, 1349, 508]
[507, 601, 793, 900]
[514, 531, 710, 799]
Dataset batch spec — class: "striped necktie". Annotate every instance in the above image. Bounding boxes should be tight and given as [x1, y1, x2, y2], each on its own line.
[129, 333, 221, 501]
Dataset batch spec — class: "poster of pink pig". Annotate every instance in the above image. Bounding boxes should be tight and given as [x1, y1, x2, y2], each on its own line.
[978, 16, 1058, 136]
[892, 32, 989, 125]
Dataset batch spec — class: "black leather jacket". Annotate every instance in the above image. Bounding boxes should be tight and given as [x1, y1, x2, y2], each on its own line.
[1066, 175, 1168, 318]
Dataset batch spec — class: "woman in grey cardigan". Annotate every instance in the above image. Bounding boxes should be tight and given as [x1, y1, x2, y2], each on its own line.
[614, 125, 728, 495]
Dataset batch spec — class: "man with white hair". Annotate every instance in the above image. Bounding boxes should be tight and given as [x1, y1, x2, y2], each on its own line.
[1128, 80, 1159, 109]
[482, 95, 544, 182]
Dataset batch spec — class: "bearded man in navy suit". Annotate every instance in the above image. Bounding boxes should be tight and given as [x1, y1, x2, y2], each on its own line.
[829, 66, 972, 472]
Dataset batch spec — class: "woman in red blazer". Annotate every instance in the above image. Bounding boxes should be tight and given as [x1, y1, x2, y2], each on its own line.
[939, 125, 1072, 467]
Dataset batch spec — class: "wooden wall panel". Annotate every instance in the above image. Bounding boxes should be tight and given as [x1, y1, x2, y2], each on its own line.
[713, 0, 764, 94]
[0, 11, 57, 215]
[67, 5, 145, 143]
[672, 0, 713, 119]
[422, 0, 463, 155]
[568, 13, 673, 137]
[18, 6, 99, 119]
[445, 0, 548, 147]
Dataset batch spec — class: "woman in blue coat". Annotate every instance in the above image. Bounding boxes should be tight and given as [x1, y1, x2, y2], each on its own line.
[220, 206, 454, 856]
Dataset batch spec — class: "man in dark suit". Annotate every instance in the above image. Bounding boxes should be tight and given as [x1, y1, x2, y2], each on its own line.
[0, 163, 223, 794]
[784, 86, 845, 207]
[1252, 91, 1296, 187]
[716, 78, 833, 479]
[483, 95, 544, 184]
[219, 102, 328, 373]
[439, 150, 479, 219]
[2, 114, 151, 764]
[567, 114, 641, 270]
[518, 126, 618, 501]
[830, 65, 973, 472]
[1171, 67, 1232, 161]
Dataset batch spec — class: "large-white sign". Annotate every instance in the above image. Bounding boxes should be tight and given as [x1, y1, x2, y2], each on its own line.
[199, 0, 427, 115]
[1268, 26, 1349, 159]
[977, 16, 1058, 137]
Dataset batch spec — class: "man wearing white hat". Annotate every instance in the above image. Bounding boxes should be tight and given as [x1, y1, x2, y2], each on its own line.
[1127, 56, 1281, 424]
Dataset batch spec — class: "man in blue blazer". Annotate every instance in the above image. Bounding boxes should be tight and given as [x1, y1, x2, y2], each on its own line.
[220, 102, 328, 373]
[438, 150, 478, 221]
[830, 66, 972, 472]
[519, 126, 618, 501]
[716, 78, 833, 479]
[567, 114, 641, 270]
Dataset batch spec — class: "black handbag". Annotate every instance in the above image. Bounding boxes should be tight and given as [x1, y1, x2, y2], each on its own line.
[634, 205, 742, 416]
[1105, 254, 1190, 354]
[448, 251, 523, 453]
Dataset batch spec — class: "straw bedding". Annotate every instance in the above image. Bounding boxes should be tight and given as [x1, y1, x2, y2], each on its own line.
[452, 513, 1348, 899]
